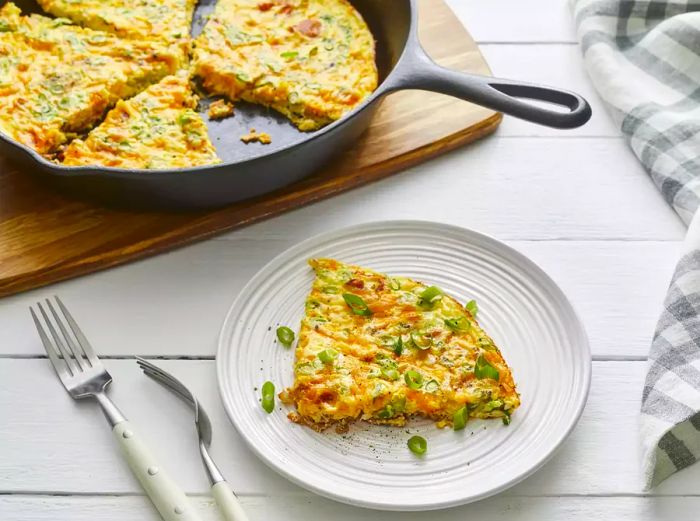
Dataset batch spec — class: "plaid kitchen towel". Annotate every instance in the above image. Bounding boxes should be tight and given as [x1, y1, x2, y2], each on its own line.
[571, 0, 700, 487]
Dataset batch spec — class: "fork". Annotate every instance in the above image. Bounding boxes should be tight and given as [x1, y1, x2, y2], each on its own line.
[30, 296, 203, 521]
[136, 357, 250, 521]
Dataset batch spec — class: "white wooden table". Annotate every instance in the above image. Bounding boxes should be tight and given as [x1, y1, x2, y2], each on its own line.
[1, 1, 696, 519]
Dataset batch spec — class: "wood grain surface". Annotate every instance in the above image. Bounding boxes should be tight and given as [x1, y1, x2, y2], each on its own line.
[0, 0, 501, 298]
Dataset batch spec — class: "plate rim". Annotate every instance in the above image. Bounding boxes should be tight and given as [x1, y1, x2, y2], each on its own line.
[216, 219, 592, 511]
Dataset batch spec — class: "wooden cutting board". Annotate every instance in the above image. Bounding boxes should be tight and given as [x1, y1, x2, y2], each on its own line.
[0, 0, 501, 298]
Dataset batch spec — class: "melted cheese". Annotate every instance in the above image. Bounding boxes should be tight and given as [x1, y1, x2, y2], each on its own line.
[63, 75, 219, 169]
[281, 258, 520, 432]
[192, 0, 378, 131]
[0, 3, 180, 156]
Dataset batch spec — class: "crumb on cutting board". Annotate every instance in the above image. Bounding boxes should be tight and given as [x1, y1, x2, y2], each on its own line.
[208, 99, 234, 120]
[240, 128, 272, 145]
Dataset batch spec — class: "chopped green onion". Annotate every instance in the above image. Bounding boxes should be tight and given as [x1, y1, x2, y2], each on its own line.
[444, 317, 470, 331]
[308, 46, 318, 56]
[343, 293, 372, 316]
[391, 336, 403, 356]
[280, 51, 298, 59]
[453, 406, 468, 431]
[410, 331, 432, 350]
[466, 299, 479, 316]
[502, 412, 512, 426]
[389, 278, 401, 290]
[485, 399, 504, 411]
[235, 72, 250, 83]
[318, 348, 338, 364]
[404, 370, 423, 389]
[377, 404, 394, 418]
[418, 286, 443, 307]
[381, 367, 400, 381]
[407, 435, 427, 455]
[261, 381, 275, 413]
[295, 362, 315, 375]
[478, 337, 495, 351]
[276, 326, 295, 347]
[474, 354, 500, 380]
[287, 91, 300, 104]
[424, 379, 440, 392]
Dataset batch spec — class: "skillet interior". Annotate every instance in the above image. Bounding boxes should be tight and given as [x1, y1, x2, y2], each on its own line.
[10, 0, 410, 165]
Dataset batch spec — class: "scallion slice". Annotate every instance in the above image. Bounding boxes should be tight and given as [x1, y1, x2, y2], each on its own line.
[410, 331, 432, 350]
[407, 435, 427, 455]
[381, 367, 400, 381]
[466, 299, 479, 316]
[276, 326, 295, 347]
[474, 354, 499, 380]
[424, 379, 440, 392]
[318, 348, 339, 364]
[444, 317, 470, 331]
[453, 406, 468, 431]
[418, 285, 443, 307]
[404, 370, 423, 389]
[261, 381, 275, 413]
[392, 336, 403, 355]
[342, 293, 372, 316]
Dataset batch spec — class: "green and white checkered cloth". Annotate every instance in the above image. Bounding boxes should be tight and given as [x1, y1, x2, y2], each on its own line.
[572, 0, 700, 488]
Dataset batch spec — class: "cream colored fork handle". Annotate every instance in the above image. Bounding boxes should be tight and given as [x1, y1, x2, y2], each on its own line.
[212, 481, 250, 521]
[113, 421, 203, 521]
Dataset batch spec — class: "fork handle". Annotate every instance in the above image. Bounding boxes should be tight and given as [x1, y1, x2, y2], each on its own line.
[113, 421, 203, 521]
[212, 481, 250, 521]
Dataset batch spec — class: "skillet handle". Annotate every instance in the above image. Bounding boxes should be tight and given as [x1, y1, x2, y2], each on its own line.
[388, 47, 592, 129]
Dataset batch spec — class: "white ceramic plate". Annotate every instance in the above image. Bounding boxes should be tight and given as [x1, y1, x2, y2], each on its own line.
[217, 221, 591, 511]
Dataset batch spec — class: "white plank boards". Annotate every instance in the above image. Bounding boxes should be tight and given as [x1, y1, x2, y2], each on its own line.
[2, 495, 700, 521]
[1, 359, 698, 497]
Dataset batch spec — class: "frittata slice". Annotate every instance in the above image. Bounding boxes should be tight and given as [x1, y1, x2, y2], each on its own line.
[281, 259, 520, 432]
[192, 0, 378, 131]
[35, 0, 195, 46]
[0, 3, 180, 156]
[63, 75, 220, 169]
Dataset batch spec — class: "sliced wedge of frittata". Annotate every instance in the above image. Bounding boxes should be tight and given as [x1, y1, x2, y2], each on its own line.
[62, 75, 220, 169]
[280, 258, 520, 432]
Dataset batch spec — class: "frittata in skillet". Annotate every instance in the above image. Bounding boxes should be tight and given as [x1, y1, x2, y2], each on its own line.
[63, 75, 219, 169]
[0, 3, 180, 156]
[192, 0, 378, 131]
[35, 0, 195, 52]
[280, 259, 520, 432]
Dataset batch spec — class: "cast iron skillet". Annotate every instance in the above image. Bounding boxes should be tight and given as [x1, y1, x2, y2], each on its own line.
[4, 0, 592, 208]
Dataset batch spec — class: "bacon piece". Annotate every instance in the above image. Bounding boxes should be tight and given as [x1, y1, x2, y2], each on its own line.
[295, 18, 321, 37]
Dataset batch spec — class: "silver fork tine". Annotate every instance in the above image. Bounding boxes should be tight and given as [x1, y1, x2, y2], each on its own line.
[137, 361, 195, 404]
[37, 301, 77, 377]
[145, 370, 196, 406]
[46, 298, 88, 372]
[30, 307, 66, 379]
[136, 358, 189, 392]
[56, 296, 98, 367]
